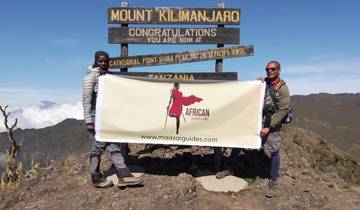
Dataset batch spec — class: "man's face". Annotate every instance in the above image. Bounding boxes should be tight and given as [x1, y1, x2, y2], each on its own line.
[265, 62, 280, 80]
[96, 55, 109, 71]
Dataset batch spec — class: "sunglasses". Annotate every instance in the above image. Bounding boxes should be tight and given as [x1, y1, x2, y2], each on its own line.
[265, 67, 278, 72]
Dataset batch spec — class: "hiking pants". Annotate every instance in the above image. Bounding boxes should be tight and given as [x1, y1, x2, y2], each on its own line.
[262, 131, 281, 181]
[89, 133, 128, 174]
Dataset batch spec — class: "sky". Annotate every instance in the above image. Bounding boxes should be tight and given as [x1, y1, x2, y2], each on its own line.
[0, 0, 359, 129]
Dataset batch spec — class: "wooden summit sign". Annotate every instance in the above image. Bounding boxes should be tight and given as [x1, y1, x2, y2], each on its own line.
[109, 27, 239, 44]
[108, 7, 240, 24]
[113, 72, 238, 81]
[107, 3, 252, 72]
[109, 45, 253, 69]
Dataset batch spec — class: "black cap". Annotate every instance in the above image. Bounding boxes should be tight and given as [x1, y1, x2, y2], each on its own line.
[94, 51, 109, 60]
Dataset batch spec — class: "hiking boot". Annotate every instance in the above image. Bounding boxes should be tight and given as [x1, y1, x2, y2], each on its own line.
[216, 168, 233, 179]
[91, 173, 113, 188]
[265, 180, 278, 198]
[118, 175, 144, 188]
[116, 168, 144, 188]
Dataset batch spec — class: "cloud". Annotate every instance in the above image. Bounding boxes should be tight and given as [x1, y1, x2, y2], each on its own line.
[282, 58, 360, 94]
[284, 59, 359, 76]
[0, 87, 80, 108]
[49, 38, 80, 46]
[0, 101, 83, 132]
[43, 56, 91, 69]
[287, 77, 360, 95]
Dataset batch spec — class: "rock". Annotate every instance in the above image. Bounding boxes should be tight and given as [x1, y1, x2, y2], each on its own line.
[24, 170, 38, 180]
[176, 173, 197, 199]
[196, 175, 248, 192]
[68, 163, 84, 175]
[301, 169, 312, 176]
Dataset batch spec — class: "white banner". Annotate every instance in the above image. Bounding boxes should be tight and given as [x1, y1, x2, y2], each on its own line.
[95, 75, 265, 149]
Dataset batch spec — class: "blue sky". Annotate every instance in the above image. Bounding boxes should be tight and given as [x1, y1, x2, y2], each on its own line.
[0, 0, 359, 108]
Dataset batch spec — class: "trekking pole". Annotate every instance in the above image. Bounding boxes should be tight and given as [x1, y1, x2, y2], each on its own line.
[181, 112, 186, 123]
[164, 89, 172, 130]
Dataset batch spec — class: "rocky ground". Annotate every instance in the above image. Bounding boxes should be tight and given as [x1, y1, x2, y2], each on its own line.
[1, 126, 360, 210]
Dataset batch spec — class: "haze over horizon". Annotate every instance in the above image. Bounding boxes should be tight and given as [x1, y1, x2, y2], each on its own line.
[1, 92, 359, 132]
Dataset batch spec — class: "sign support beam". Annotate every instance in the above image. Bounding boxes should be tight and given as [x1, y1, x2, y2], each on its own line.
[120, 2, 129, 72]
[215, 2, 225, 73]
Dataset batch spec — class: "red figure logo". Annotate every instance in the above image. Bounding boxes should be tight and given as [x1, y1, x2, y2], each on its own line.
[164, 82, 202, 134]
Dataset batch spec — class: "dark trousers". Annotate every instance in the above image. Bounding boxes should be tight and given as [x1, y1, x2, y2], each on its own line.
[89, 133, 128, 174]
[269, 151, 280, 181]
[262, 131, 281, 181]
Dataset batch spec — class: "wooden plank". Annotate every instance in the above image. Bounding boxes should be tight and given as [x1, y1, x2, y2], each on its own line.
[112, 72, 238, 80]
[109, 45, 254, 69]
[108, 27, 239, 44]
[108, 7, 240, 25]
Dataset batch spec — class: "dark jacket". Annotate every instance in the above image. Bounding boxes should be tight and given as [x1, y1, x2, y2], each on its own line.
[263, 79, 290, 130]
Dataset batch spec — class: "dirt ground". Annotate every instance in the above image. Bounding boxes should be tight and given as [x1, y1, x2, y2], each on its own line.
[1, 127, 360, 210]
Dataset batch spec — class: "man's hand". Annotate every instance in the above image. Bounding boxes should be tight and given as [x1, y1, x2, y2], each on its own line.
[86, 123, 95, 135]
[256, 77, 265, 82]
[260, 128, 270, 138]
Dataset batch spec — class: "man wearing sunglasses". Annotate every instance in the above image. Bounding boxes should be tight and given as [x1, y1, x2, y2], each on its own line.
[258, 60, 290, 197]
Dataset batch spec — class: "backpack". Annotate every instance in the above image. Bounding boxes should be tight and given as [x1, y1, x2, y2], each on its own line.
[268, 82, 293, 124]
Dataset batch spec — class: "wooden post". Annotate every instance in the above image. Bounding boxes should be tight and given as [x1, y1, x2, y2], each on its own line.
[214, 3, 224, 173]
[120, 2, 129, 72]
[215, 2, 225, 73]
[119, 2, 129, 160]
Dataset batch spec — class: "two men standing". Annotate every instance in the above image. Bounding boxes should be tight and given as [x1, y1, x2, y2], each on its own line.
[83, 54, 290, 197]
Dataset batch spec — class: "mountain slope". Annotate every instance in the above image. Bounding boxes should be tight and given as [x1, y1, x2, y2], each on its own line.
[0, 119, 90, 168]
[291, 93, 360, 161]
[1, 126, 359, 210]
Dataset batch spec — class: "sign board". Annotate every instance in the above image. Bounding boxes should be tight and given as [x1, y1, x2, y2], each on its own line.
[108, 27, 240, 44]
[109, 45, 253, 69]
[108, 7, 240, 25]
[113, 72, 238, 81]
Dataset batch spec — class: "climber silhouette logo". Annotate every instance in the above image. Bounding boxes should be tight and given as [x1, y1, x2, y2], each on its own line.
[164, 82, 202, 134]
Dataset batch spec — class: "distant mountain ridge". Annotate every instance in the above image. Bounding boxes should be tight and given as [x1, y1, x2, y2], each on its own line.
[0, 119, 90, 169]
[0, 100, 83, 132]
[36, 100, 57, 109]
[290, 93, 360, 161]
